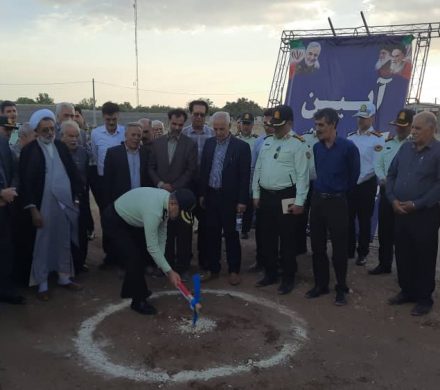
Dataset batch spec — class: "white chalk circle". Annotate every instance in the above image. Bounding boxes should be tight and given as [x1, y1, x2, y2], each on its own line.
[74, 289, 308, 383]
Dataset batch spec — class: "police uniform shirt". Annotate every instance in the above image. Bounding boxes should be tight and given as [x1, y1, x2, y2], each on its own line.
[302, 131, 319, 181]
[236, 133, 258, 150]
[252, 133, 309, 206]
[114, 187, 171, 273]
[347, 126, 385, 184]
[374, 135, 408, 182]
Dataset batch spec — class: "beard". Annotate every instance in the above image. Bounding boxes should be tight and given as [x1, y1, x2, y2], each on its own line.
[390, 61, 405, 74]
[375, 57, 390, 70]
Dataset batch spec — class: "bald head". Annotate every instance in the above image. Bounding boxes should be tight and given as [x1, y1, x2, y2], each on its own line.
[138, 118, 153, 143]
[411, 111, 438, 147]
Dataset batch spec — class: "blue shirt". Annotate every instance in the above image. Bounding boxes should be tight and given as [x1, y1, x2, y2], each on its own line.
[313, 137, 360, 194]
[182, 124, 214, 165]
[208, 135, 231, 189]
[126, 148, 141, 189]
[386, 140, 440, 209]
[91, 124, 125, 175]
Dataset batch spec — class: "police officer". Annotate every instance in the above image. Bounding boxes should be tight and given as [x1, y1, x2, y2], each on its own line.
[253, 105, 309, 295]
[370, 109, 413, 275]
[236, 112, 258, 239]
[347, 103, 385, 265]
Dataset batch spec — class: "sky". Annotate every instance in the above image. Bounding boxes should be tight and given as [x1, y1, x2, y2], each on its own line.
[1, 0, 440, 108]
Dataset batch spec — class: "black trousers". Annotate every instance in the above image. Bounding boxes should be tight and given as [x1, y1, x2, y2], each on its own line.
[348, 176, 378, 258]
[0, 206, 15, 296]
[205, 188, 241, 274]
[102, 205, 151, 300]
[241, 197, 254, 234]
[310, 192, 349, 292]
[394, 206, 440, 305]
[165, 217, 193, 274]
[259, 187, 298, 282]
[193, 204, 209, 270]
[254, 207, 264, 267]
[377, 187, 395, 270]
[296, 182, 313, 255]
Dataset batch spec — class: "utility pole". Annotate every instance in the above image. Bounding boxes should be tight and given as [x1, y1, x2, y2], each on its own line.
[92, 78, 97, 127]
[133, 0, 140, 108]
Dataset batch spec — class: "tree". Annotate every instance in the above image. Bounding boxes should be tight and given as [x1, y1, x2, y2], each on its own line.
[16, 97, 36, 104]
[119, 101, 133, 112]
[222, 97, 264, 119]
[35, 92, 54, 104]
[77, 97, 95, 110]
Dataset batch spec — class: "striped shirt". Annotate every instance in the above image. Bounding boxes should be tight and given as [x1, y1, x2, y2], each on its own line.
[208, 135, 231, 189]
[182, 124, 214, 165]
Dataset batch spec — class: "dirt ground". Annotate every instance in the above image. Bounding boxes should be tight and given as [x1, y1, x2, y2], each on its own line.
[1, 214, 440, 390]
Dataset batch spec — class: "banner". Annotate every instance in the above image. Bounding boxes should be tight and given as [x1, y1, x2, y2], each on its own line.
[286, 35, 414, 135]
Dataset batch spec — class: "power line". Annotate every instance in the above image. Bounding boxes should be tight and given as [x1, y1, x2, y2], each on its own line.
[0, 81, 90, 86]
[94, 80, 266, 96]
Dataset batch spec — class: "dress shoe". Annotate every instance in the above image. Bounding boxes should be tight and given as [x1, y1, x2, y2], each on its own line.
[59, 281, 83, 291]
[247, 263, 263, 273]
[368, 265, 391, 275]
[411, 303, 433, 316]
[334, 291, 347, 306]
[228, 272, 241, 286]
[388, 292, 413, 305]
[241, 232, 249, 240]
[130, 300, 157, 315]
[278, 280, 295, 295]
[36, 291, 50, 302]
[255, 275, 278, 287]
[77, 264, 90, 273]
[305, 286, 330, 299]
[356, 256, 367, 266]
[0, 294, 26, 305]
[200, 271, 220, 283]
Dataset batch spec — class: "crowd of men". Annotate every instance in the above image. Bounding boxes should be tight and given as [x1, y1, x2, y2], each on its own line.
[0, 98, 439, 316]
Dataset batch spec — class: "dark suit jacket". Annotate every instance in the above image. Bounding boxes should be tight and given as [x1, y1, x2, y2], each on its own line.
[199, 135, 251, 205]
[19, 139, 82, 210]
[0, 137, 14, 191]
[148, 134, 197, 190]
[103, 144, 152, 207]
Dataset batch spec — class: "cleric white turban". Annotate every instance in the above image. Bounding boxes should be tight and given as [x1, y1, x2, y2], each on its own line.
[29, 109, 56, 131]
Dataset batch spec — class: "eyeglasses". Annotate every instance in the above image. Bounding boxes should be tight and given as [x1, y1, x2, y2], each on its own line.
[193, 113, 206, 118]
[273, 145, 281, 159]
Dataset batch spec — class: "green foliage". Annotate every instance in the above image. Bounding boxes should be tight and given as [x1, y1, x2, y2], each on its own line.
[221, 97, 263, 119]
[16, 97, 36, 104]
[35, 92, 54, 104]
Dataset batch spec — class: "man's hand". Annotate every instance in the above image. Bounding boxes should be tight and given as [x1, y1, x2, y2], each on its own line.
[30, 208, 43, 228]
[0, 187, 18, 203]
[167, 270, 181, 289]
[400, 201, 416, 213]
[392, 200, 407, 215]
[253, 198, 260, 209]
[199, 196, 205, 209]
[162, 183, 174, 192]
[288, 204, 304, 215]
[236, 203, 247, 213]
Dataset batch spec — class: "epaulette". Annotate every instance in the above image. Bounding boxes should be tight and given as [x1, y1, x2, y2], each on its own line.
[370, 130, 383, 137]
[347, 131, 356, 137]
[293, 134, 305, 142]
[385, 134, 395, 142]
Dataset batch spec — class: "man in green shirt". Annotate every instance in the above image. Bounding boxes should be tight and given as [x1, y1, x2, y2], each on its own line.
[253, 104, 309, 295]
[102, 187, 196, 315]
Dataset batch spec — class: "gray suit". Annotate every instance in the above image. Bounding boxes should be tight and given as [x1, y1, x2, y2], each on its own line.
[148, 134, 197, 274]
